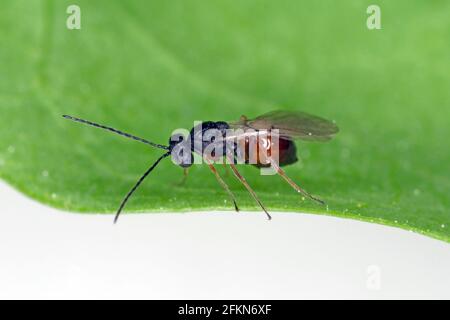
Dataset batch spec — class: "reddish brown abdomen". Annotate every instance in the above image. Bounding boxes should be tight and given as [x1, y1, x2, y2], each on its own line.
[238, 136, 298, 168]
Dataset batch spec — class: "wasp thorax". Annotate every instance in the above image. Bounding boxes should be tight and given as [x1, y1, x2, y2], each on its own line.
[169, 132, 193, 168]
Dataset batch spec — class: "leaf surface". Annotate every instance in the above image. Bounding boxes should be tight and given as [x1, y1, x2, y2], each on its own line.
[0, 0, 449, 241]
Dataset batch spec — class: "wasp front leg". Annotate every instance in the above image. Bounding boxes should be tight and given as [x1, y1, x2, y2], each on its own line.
[175, 168, 189, 186]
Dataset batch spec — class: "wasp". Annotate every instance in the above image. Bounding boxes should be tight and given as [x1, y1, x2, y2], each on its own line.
[63, 110, 338, 222]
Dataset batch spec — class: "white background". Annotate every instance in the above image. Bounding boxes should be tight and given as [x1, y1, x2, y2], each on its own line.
[0, 181, 449, 300]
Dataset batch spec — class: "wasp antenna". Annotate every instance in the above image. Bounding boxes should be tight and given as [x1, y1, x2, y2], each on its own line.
[62, 115, 169, 150]
[113, 152, 171, 224]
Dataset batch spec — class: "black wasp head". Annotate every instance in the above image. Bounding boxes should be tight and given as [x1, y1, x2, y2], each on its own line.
[168, 132, 193, 168]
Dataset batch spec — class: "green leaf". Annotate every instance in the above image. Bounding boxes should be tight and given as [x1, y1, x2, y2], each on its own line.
[1, 0, 449, 241]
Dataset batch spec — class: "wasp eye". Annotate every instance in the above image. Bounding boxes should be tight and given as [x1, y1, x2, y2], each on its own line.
[170, 141, 193, 168]
[169, 133, 186, 150]
[169, 133, 193, 168]
[172, 133, 184, 141]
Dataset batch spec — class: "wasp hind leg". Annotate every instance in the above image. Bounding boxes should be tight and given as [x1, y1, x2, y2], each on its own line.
[269, 158, 325, 205]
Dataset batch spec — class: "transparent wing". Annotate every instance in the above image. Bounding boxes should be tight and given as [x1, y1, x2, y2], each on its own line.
[229, 110, 339, 141]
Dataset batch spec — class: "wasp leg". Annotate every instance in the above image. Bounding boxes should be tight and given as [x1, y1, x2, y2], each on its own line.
[222, 161, 230, 177]
[204, 160, 239, 212]
[269, 158, 325, 205]
[176, 168, 189, 186]
[226, 155, 271, 220]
